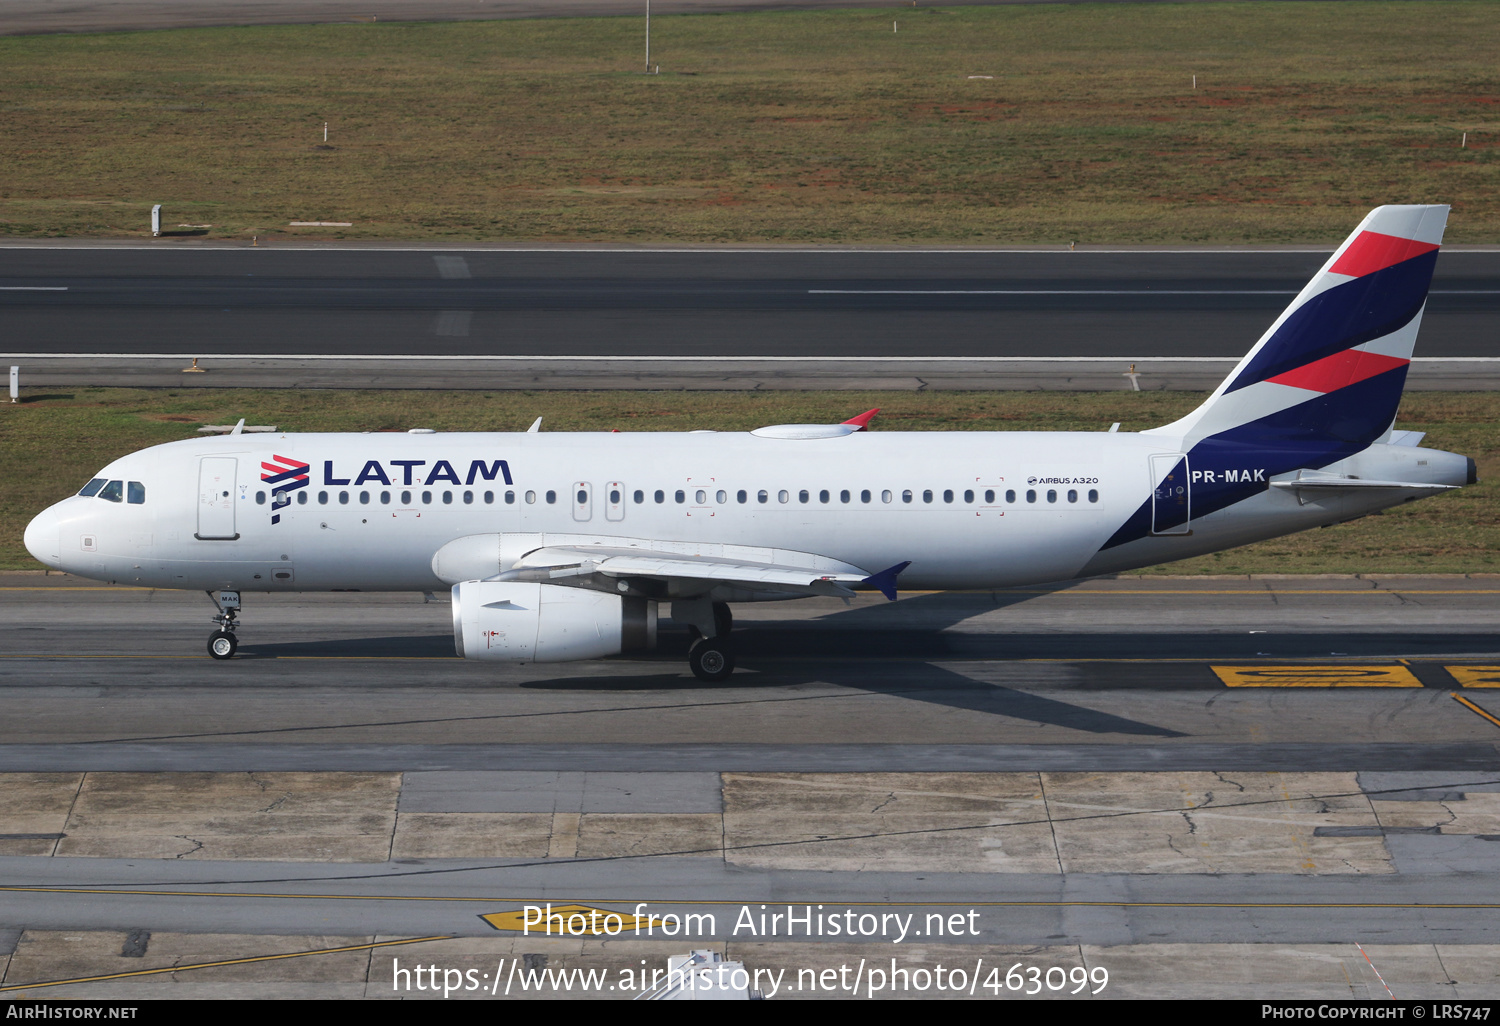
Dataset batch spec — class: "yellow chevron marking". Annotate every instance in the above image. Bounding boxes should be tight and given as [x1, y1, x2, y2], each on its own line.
[480, 903, 661, 935]
[1212, 665, 1422, 687]
[1446, 666, 1500, 688]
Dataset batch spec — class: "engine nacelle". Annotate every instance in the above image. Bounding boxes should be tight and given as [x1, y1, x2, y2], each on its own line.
[451, 581, 656, 662]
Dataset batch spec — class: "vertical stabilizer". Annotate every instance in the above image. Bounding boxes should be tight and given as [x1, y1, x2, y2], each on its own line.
[1147, 205, 1448, 451]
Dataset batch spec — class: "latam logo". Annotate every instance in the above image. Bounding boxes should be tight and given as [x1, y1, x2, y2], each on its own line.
[323, 458, 513, 488]
[261, 455, 311, 525]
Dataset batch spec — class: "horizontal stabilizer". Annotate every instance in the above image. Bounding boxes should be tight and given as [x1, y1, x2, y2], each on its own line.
[1270, 478, 1457, 492]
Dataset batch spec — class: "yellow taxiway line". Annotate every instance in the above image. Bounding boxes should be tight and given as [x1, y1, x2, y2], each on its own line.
[1452, 693, 1500, 729]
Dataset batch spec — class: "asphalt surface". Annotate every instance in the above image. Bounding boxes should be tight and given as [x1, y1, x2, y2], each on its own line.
[5, 575, 1500, 755]
[4, 247, 1498, 360]
[5, 574, 1500, 990]
[0, 0, 1175, 36]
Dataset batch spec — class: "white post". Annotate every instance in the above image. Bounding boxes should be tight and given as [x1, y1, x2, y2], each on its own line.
[1192, 74, 1196, 90]
[645, 0, 651, 73]
[1462, 132, 1467, 148]
[324, 122, 328, 142]
[151, 204, 161, 237]
[9, 366, 17, 403]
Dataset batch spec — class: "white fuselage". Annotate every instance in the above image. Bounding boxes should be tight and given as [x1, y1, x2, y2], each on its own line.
[24, 429, 1470, 595]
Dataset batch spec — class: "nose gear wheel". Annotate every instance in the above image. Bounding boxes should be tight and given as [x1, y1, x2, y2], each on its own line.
[208, 630, 238, 660]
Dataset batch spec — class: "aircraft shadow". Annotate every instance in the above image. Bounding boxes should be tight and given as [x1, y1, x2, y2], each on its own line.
[521, 650, 1184, 738]
[238, 635, 457, 659]
[230, 586, 1495, 738]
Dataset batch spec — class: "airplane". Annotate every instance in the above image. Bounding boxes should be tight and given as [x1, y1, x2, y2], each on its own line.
[24, 205, 1475, 681]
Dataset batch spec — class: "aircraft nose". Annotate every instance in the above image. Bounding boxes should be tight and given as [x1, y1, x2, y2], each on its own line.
[24, 504, 62, 568]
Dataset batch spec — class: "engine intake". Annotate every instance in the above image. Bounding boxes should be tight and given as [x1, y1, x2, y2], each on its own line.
[452, 581, 656, 662]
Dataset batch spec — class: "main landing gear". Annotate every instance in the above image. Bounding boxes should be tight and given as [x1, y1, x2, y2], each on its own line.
[683, 600, 735, 682]
[207, 590, 241, 660]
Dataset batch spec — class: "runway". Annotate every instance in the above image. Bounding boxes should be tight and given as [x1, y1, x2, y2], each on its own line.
[0, 0, 1217, 36]
[4, 573, 1500, 997]
[4, 247, 1499, 391]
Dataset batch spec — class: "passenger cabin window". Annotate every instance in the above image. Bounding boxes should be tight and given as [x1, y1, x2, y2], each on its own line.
[318, 491, 329, 504]
[1026, 490, 1037, 503]
[444, 491, 454, 504]
[1047, 489, 1057, 503]
[524, 491, 536, 504]
[382, 491, 392, 504]
[737, 490, 748, 504]
[922, 490, 933, 504]
[861, 490, 871, 503]
[255, 491, 266, 505]
[97, 480, 123, 503]
[79, 479, 106, 497]
[758, 490, 768, 503]
[339, 491, 350, 504]
[544, 490, 555, 504]
[819, 490, 829, 504]
[297, 492, 308, 505]
[633, 489, 644, 504]
[799, 490, 810, 503]
[401, 490, 412, 505]
[655, 490, 665, 504]
[1089, 489, 1099, 503]
[984, 489, 994, 503]
[675, 490, 685, 504]
[943, 489, 954, 504]
[464, 491, 474, 504]
[1006, 489, 1016, 503]
[964, 489, 974, 503]
[422, 491, 433, 504]
[506, 491, 515, 504]
[902, 490, 912, 503]
[778, 490, 789, 503]
[359, 491, 370, 504]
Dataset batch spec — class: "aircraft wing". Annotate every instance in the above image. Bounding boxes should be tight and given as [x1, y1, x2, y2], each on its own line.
[431, 533, 909, 600]
[509, 545, 879, 598]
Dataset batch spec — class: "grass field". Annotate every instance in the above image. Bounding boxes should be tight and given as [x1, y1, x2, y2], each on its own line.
[4, 388, 1496, 575]
[1, 2, 1497, 243]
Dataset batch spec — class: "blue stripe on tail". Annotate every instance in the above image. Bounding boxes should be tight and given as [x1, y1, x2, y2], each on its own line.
[1225, 250, 1436, 393]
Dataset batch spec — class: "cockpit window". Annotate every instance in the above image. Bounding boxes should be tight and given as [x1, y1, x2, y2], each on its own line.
[78, 478, 106, 497]
[97, 480, 124, 503]
[127, 481, 146, 505]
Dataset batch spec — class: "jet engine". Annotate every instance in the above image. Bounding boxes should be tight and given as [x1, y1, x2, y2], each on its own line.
[451, 581, 656, 662]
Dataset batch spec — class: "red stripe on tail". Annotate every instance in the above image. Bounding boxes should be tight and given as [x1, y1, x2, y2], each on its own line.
[1265, 348, 1409, 394]
[1329, 231, 1440, 278]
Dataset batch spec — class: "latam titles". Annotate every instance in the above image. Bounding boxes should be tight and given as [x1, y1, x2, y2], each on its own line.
[323, 459, 512, 488]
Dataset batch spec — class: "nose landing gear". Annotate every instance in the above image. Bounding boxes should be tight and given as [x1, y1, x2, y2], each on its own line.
[207, 590, 241, 660]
